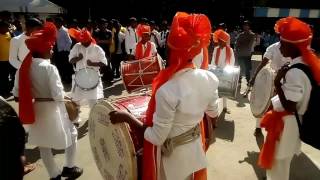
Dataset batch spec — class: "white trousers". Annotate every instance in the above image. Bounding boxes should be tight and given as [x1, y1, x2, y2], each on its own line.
[256, 118, 261, 128]
[74, 99, 97, 123]
[266, 156, 293, 180]
[223, 97, 227, 108]
[39, 134, 77, 178]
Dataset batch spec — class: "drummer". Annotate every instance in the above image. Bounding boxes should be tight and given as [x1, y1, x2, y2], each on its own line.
[133, 24, 157, 60]
[69, 28, 107, 121]
[211, 29, 235, 113]
[258, 17, 319, 180]
[249, 18, 291, 136]
[110, 12, 219, 180]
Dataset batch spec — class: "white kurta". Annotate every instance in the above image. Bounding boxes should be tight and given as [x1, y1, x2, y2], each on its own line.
[125, 26, 138, 55]
[9, 33, 29, 69]
[264, 42, 291, 71]
[271, 57, 311, 160]
[211, 46, 235, 68]
[13, 58, 77, 149]
[69, 43, 107, 102]
[144, 68, 220, 180]
[151, 29, 161, 48]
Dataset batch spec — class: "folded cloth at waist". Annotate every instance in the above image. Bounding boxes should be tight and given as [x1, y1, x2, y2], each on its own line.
[161, 124, 201, 156]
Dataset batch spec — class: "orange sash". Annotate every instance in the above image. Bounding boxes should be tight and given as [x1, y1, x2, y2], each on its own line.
[135, 41, 152, 60]
[215, 46, 231, 66]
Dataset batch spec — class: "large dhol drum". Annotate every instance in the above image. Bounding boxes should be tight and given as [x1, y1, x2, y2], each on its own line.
[74, 68, 100, 91]
[208, 65, 240, 98]
[89, 94, 150, 180]
[250, 67, 275, 118]
[121, 56, 163, 93]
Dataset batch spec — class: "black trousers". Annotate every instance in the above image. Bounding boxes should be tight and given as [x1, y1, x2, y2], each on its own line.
[0, 61, 10, 96]
[237, 56, 252, 82]
[55, 51, 74, 83]
[111, 54, 123, 77]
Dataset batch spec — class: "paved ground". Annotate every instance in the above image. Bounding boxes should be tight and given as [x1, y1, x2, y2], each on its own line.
[6, 55, 320, 180]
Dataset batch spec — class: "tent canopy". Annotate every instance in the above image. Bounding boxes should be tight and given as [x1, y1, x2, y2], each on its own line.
[254, 7, 320, 18]
[0, 0, 64, 14]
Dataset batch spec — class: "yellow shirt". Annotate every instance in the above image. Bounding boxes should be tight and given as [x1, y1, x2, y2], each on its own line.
[0, 32, 11, 61]
[109, 28, 116, 54]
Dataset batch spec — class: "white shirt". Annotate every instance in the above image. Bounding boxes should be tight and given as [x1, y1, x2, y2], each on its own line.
[13, 58, 76, 149]
[271, 57, 311, 159]
[9, 33, 29, 69]
[264, 42, 290, 71]
[132, 41, 157, 58]
[159, 30, 169, 48]
[116, 32, 125, 55]
[125, 26, 138, 55]
[151, 29, 161, 48]
[69, 43, 107, 101]
[144, 68, 219, 180]
[211, 46, 235, 68]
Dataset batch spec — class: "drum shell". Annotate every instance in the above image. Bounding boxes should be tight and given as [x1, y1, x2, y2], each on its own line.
[89, 94, 150, 180]
[208, 66, 240, 99]
[121, 57, 162, 93]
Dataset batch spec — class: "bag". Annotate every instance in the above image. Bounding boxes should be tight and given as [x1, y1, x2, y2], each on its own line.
[65, 100, 79, 122]
[290, 63, 320, 150]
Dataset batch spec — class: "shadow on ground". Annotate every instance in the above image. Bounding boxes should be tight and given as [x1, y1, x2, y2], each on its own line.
[215, 112, 235, 142]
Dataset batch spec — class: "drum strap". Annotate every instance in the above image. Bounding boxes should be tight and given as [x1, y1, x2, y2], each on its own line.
[161, 124, 200, 156]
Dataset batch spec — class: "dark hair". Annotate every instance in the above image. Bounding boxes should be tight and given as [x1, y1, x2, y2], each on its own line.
[243, 20, 251, 26]
[25, 18, 43, 29]
[129, 17, 137, 22]
[54, 17, 64, 24]
[0, 20, 9, 28]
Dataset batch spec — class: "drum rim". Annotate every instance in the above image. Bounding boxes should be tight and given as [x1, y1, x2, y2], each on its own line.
[250, 68, 274, 118]
[89, 100, 138, 180]
[121, 56, 162, 93]
[75, 67, 100, 91]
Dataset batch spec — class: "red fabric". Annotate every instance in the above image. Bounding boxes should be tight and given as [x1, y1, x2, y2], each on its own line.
[143, 12, 211, 180]
[215, 46, 231, 65]
[68, 28, 96, 44]
[19, 22, 57, 124]
[258, 110, 292, 169]
[135, 41, 152, 60]
[137, 24, 151, 37]
[277, 17, 320, 84]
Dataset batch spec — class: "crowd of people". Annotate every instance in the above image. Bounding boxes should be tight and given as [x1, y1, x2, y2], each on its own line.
[1, 9, 320, 180]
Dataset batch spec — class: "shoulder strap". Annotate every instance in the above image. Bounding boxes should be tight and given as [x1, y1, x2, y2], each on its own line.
[289, 63, 316, 86]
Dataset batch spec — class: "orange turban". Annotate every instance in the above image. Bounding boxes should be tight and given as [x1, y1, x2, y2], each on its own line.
[68, 28, 96, 44]
[19, 22, 57, 124]
[277, 17, 320, 84]
[143, 12, 212, 180]
[137, 24, 151, 37]
[213, 29, 230, 43]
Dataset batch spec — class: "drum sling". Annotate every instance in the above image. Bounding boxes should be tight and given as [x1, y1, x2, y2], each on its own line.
[161, 124, 201, 156]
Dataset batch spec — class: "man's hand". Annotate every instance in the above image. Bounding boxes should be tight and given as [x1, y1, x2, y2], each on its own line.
[78, 53, 83, 60]
[109, 110, 132, 124]
[87, 59, 94, 66]
[248, 77, 256, 86]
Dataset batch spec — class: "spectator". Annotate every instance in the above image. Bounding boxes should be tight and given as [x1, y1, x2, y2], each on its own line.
[125, 17, 138, 57]
[0, 21, 12, 97]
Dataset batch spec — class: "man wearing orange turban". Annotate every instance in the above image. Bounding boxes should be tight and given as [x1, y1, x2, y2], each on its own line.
[134, 24, 158, 60]
[258, 17, 320, 180]
[211, 29, 235, 113]
[12, 22, 83, 180]
[110, 12, 219, 180]
[68, 28, 107, 124]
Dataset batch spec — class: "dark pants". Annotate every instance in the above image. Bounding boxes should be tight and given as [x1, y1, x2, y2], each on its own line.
[238, 56, 252, 82]
[0, 61, 10, 96]
[55, 51, 74, 84]
[0, 102, 26, 180]
[111, 54, 123, 77]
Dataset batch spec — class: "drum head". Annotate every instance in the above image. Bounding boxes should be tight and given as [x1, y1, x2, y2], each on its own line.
[75, 68, 100, 91]
[250, 68, 274, 118]
[89, 100, 137, 180]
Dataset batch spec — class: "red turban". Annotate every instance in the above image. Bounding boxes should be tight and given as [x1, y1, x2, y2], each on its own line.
[142, 12, 212, 180]
[19, 22, 57, 124]
[68, 28, 96, 44]
[213, 29, 230, 43]
[277, 17, 320, 84]
[137, 24, 151, 37]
